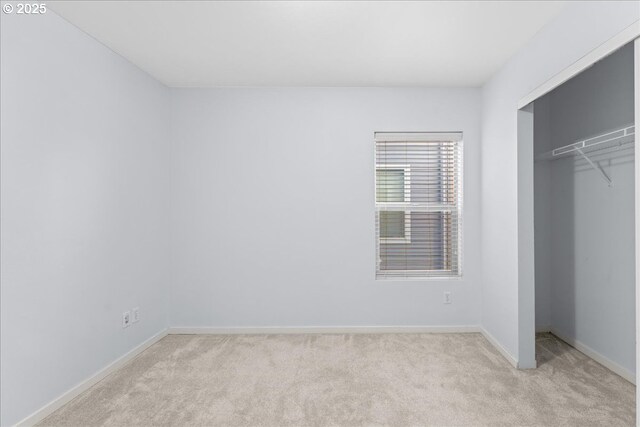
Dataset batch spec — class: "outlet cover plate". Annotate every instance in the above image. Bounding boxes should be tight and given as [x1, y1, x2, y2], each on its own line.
[443, 292, 452, 304]
[122, 311, 131, 328]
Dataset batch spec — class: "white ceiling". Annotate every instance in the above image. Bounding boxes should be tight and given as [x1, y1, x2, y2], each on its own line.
[49, 1, 566, 87]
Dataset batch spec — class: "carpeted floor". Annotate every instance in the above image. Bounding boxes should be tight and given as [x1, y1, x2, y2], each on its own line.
[39, 333, 635, 426]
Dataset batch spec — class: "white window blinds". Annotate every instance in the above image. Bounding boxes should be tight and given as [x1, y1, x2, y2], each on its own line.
[375, 132, 463, 279]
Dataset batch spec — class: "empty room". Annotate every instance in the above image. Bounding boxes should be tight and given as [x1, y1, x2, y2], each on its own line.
[1, 1, 639, 426]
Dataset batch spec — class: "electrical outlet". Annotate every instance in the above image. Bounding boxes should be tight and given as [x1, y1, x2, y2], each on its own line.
[132, 307, 140, 323]
[122, 311, 131, 328]
[443, 291, 452, 304]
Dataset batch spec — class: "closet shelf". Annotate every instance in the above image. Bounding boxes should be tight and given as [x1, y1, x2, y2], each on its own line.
[535, 124, 635, 187]
[536, 124, 635, 161]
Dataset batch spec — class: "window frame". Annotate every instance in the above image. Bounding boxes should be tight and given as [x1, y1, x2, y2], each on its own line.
[374, 132, 463, 280]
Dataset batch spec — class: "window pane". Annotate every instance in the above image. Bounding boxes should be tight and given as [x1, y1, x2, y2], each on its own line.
[378, 211, 453, 271]
[376, 169, 405, 202]
[380, 211, 405, 239]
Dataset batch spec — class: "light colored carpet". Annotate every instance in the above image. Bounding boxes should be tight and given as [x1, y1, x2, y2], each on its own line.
[39, 333, 634, 426]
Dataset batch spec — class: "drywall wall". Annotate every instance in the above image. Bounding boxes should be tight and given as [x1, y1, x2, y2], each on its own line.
[169, 88, 482, 328]
[533, 95, 552, 331]
[0, 11, 171, 426]
[517, 103, 536, 367]
[481, 1, 639, 365]
[534, 43, 635, 375]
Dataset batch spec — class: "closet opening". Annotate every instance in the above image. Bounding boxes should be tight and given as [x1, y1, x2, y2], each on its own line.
[531, 42, 636, 383]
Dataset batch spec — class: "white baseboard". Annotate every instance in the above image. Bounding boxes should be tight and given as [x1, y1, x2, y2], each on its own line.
[168, 325, 481, 335]
[479, 327, 519, 369]
[549, 328, 636, 385]
[15, 328, 169, 427]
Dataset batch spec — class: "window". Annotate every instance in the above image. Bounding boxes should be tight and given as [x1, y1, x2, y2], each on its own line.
[375, 132, 462, 279]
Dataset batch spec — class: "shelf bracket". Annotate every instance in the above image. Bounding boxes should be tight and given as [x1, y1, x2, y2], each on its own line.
[575, 147, 612, 187]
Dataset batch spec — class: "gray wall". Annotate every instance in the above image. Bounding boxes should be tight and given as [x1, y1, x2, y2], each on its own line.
[533, 96, 553, 331]
[481, 1, 639, 363]
[169, 88, 482, 328]
[1, 12, 171, 426]
[534, 43, 635, 375]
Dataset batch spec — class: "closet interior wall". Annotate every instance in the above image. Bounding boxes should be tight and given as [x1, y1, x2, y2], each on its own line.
[534, 43, 636, 376]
